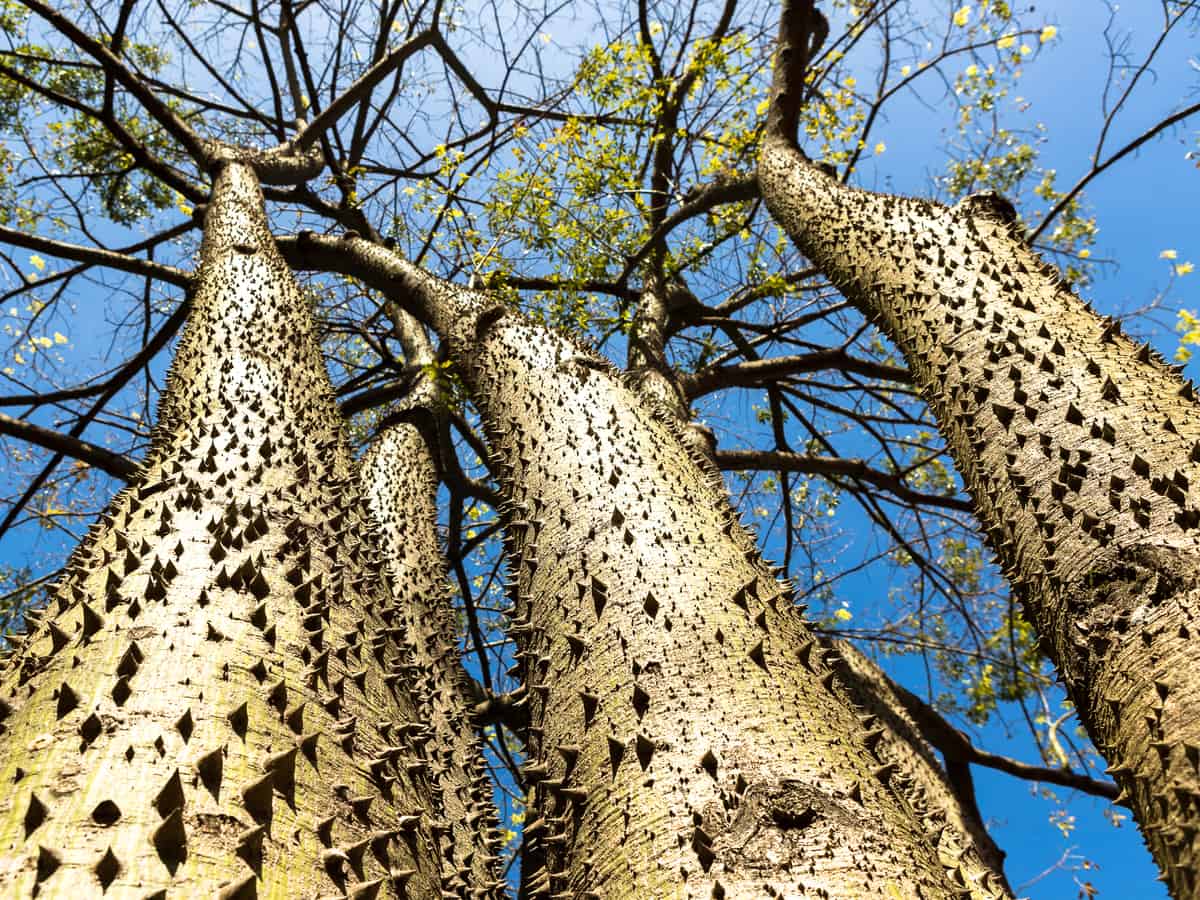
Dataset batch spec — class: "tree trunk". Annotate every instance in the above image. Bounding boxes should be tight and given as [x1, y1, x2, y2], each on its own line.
[634, 279, 1013, 899]
[0, 162, 448, 898]
[452, 306, 1002, 898]
[761, 128, 1200, 895]
[361, 375, 505, 898]
[290, 230, 1023, 897]
[826, 639, 1011, 893]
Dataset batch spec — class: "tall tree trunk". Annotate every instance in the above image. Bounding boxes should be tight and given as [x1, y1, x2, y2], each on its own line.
[630, 280, 1014, 897]
[760, 24, 1200, 888]
[0, 162, 447, 898]
[826, 640, 1011, 892]
[361, 367, 506, 898]
[285, 233, 1003, 898]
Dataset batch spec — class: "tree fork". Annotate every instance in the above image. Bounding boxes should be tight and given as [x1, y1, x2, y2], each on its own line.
[0, 161, 447, 897]
[761, 7, 1200, 887]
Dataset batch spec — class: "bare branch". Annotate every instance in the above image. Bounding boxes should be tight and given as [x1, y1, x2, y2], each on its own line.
[0, 412, 137, 480]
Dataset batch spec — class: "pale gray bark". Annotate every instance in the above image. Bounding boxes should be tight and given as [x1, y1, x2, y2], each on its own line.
[760, 34, 1200, 887]
[361, 372, 506, 899]
[287, 231, 1004, 898]
[0, 162, 447, 898]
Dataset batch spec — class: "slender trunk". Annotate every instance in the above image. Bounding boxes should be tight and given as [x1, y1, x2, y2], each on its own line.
[761, 129, 1200, 895]
[0, 162, 445, 898]
[361, 375, 505, 898]
[826, 640, 1011, 892]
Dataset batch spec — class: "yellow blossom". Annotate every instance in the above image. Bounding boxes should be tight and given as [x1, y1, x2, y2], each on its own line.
[997, 34, 1017, 49]
[1177, 262, 1195, 277]
[29, 255, 45, 271]
[834, 608, 853, 621]
[1040, 25, 1057, 43]
[1161, 249, 1178, 259]
[965, 63, 978, 77]
[953, 5, 971, 27]
[900, 64, 911, 76]
[53, 331, 67, 344]
[874, 142, 886, 155]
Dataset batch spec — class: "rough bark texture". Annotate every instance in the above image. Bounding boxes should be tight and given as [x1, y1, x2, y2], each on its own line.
[361, 380, 506, 898]
[761, 131, 1200, 896]
[826, 640, 1011, 895]
[0, 162, 447, 898]
[630, 277, 1012, 900]
[286, 230, 1017, 897]
[449, 309, 980, 898]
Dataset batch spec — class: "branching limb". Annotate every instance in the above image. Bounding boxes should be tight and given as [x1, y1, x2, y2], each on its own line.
[0, 412, 137, 480]
[23, 0, 323, 183]
[765, 0, 828, 146]
[682, 349, 910, 397]
[715, 448, 974, 513]
[886, 676, 1119, 801]
[0, 225, 192, 287]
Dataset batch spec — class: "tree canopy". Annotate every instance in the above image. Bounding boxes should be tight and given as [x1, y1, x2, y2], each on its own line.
[0, 0, 1197, 894]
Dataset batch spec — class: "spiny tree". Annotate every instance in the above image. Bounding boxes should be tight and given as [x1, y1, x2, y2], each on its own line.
[360, 308, 506, 896]
[759, 2, 1200, 894]
[0, 0, 1195, 896]
[0, 154, 499, 896]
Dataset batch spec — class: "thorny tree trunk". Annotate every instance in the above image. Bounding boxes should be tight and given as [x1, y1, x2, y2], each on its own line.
[632, 278, 1013, 897]
[286, 232, 1005, 898]
[453, 306, 1008, 899]
[826, 640, 1011, 891]
[0, 162, 450, 898]
[761, 116, 1200, 894]
[360, 368, 505, 898]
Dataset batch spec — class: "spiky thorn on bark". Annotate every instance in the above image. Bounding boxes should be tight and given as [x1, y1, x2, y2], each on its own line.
[765, 0, 829, 149]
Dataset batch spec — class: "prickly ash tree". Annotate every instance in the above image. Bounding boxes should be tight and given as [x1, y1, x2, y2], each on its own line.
[290, 232, 1008, 899]
[360, 337, 505, 897]
[760, 2, 1200, 894]
[0, 161, 451, 898]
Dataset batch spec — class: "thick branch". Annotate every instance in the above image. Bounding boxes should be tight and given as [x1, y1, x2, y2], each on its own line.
[715, 448, 974, 513]
[887, 678, 1119, 801]
[0, 225, 192, 287]
[765, 0, 828, 145]
[293, 30, 435, 151]
[682, 349, 910, 397]
[0, 411, 137, 480]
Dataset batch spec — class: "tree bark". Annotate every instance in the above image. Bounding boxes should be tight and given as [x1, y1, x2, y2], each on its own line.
[826, 639, 1012, 893]
[761, 127, 1200, 895]
[630, 279, 1013, 899]
[454, 304, 1009, 898]
[361, 373, 506, 898]
[0, 162, 447, 898]
[284, 231, 1011, 897]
